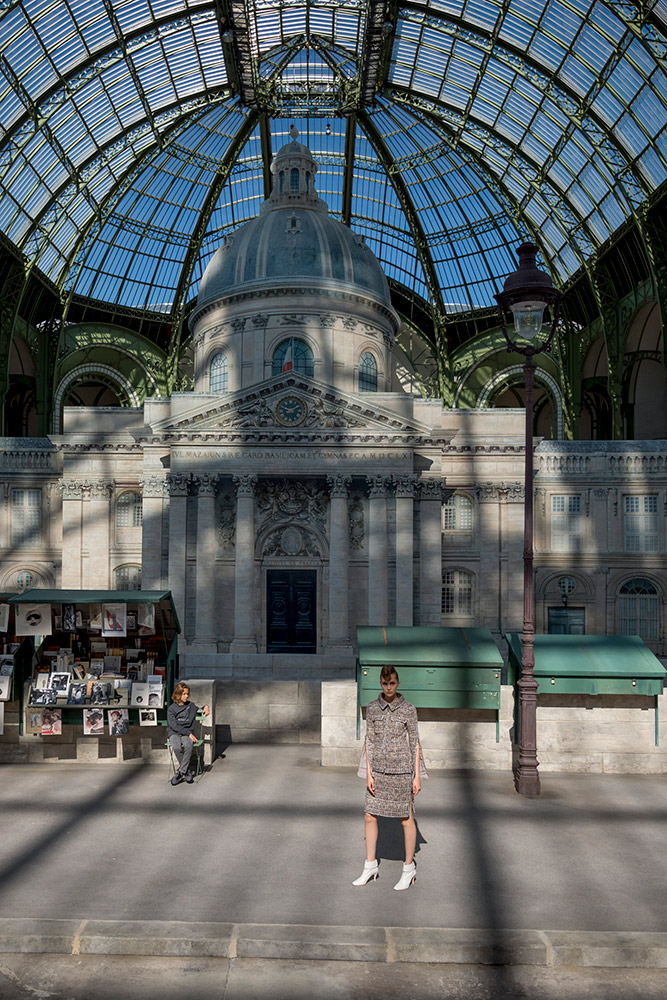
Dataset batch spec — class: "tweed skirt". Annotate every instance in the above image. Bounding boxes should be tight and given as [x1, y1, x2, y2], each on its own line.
[364, 771, 413, 819]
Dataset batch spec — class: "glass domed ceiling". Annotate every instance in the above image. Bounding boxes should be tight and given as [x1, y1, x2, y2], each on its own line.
[1, 0, 666, 325]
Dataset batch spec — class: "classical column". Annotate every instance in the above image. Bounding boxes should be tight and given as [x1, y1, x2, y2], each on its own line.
[194, 474, 218, 649]
[141, 476, 166, 590]
[368, 476, 389, 625]
[327, 474, 352, 648]
[87, 481, 113, 589]
[394, 475, 417, 626]
[230, 474, 257, 652]
[419, 479, 443, 626]
[167, 474, 189, 631]
[59, 481, 86, 588]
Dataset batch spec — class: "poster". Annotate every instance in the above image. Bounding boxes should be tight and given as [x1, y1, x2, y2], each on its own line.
[41, 709, 62, 736]
[0, 676, 11, 700]
[0, 603, 9, 632]
[83, 708, 104, 735]
[62, 604, 76, 631]
[89, 605, 102, 631]
[108, 708, 129, 735]
[101, 604, 126, 637]
[15, 604, 51, 636]
[137, 602, 155, 635]
[139, 708, 157, 726]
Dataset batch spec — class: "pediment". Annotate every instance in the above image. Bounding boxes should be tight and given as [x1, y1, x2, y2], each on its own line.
[149, 375, 431, 436]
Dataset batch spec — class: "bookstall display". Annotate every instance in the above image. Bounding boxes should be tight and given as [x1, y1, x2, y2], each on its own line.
[8, 589, 180, 738]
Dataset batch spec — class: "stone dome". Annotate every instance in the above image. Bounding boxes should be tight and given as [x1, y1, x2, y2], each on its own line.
[193, 129, 392, 322]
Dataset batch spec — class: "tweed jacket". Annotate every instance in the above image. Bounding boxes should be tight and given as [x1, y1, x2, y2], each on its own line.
[362, 694, 424, 776]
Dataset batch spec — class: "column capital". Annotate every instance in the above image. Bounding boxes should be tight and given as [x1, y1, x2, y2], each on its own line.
[418, 478, 444, 501]
[367, 475, 389, 498]
[393, 474, 419, 498]
[166, 473, 189, 497]
[327, 474, 351, 498]
[87, 480, 113, 500]
[57, 480, 87, 500]
[193, 473, 218, 497]
[141, 475, 167, 498]
[233, 474, 258, 497]
[477, 481, 525, 503]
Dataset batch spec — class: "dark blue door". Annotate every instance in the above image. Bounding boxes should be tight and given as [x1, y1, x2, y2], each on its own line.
[267, 570, 316, 652]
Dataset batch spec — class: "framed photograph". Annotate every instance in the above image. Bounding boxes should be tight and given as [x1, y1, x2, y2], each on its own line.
[0, 675, 11, 700]
[147, 686, 163, 708]
[0, 656, 14, 677]
[89, 605, 102, 631]
[29, 687, 57, 706]
[41, 709, 62, 736]
[67, 682, 87, 705]
[83, 708, 105, 735]
[89, 682, 111, 705]
[61, 604, 76, 631]
[139, 708, 158, 726]
[126, 612, 137, 632]
[107, 708, 129, 735]
[26, 708, 43, 734]
[35, 671, 52, 691]
[75, 611, 83, 628]
[130, 682, 150, 707]
[102, 603, 126, 637]
[50, 671, 71, 693]
[53, 615, 62, 631]
[15, 604, 52, 636]
[0, 603, 9, 632]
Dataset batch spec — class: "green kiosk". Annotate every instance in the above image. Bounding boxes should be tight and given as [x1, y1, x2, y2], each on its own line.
[507, 633, 667, 745]
[356, 625, 505, 740]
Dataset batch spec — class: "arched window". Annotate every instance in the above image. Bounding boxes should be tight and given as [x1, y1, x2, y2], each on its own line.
[618, 578, 659, 640]
[442, 570, 473, 616]
[272, 338, 314, 377]
[442, 494, 473, 531]
[209, 352, 228, 393]
[279, 170, 284, 193]
[114, 564, 142, 591]
[305, 170, 311, 193]
[116, 491, 143, 528]
[16, 570, 34, 591]
[359, 352, 378, 392]
[290, 168, 299, 193]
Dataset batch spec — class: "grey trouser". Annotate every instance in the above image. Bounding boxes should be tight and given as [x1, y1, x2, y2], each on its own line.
[169, 734, 194, 775]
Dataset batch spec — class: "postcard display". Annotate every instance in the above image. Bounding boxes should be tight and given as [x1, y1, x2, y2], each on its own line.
[18, 597, 176, 743]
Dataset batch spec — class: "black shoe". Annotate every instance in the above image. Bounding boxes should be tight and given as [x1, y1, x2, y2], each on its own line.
[171, 774, 184, 785]
[184, 772, 194, 783]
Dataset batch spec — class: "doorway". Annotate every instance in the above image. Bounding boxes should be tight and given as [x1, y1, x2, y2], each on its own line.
[266, 569, 317, 653]
[547, 607, 586, 634]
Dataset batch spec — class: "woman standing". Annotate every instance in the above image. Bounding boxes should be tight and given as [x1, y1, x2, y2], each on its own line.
[353, 665, 426, 891]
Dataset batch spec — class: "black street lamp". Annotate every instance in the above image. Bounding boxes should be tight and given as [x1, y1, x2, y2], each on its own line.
[495, 242, 561, 797]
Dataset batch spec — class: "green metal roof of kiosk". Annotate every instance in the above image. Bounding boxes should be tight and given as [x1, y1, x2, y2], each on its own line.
[506, 634, 666, 680]
[357, 626, 503, 668]
[9, 589, 181, 633]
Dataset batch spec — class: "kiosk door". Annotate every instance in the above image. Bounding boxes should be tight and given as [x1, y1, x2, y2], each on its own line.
[267, 570, 316, 652]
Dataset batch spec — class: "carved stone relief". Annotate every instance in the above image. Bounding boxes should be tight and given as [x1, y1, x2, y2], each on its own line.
[256, 479, 328, 533]
[218, 494, 236, 550]
[349, 495, 365, 550]
[263, 525, 321, 558]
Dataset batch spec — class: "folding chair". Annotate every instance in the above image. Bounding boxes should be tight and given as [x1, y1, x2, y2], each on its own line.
[166, 709, 206, 783]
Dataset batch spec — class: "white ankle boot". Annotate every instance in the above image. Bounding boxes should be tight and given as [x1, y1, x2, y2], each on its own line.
[393, 861, 416, 891]
[352, 860, 379, 886]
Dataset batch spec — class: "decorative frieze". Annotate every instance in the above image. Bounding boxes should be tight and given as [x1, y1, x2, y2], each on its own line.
[349, 495, 365, 550]
[57, 481, 86, 500]
[256, 479, 328, 532]
[87, 480, 113, 499]
[418, 479, 443, 501]
[218, 494, 236, 550]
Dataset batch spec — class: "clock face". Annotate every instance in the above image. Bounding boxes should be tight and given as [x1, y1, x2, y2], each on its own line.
[276, 395, 306, 426]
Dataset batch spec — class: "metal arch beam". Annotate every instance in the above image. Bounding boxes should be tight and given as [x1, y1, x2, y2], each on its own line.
[0, 4, 220, 158]
[386, 86, 595, 264]
[398, 2, 662, 195]
[216, 0, 257, 107]
[600, 0, 667, 64]
[359, 109, 447, 326]
[167, 110, 258, 384]
[259, 112, 273, 200]
[19, 93, 233, 279]
[356, 0, 397, 109]
[341, 115, 357, 227]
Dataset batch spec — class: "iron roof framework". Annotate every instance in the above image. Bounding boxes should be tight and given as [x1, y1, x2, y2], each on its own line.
[0, 0, 666, 410]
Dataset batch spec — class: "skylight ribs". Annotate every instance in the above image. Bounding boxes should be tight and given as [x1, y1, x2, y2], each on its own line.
[217, 0, 258, 107]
